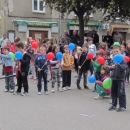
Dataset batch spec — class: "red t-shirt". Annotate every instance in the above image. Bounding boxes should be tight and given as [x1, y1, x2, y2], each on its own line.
[3, 65, 13, 73]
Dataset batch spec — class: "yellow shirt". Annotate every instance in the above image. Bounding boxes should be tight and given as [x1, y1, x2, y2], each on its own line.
[62, 53, 74, 70]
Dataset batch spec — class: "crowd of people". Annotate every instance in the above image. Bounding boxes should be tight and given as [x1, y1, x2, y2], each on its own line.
[0, 29, 129, 112]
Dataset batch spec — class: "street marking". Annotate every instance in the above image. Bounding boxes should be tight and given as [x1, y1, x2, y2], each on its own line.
[80, 114, 96, 118]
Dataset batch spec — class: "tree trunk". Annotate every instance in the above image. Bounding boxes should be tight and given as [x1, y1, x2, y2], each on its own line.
[78, 14, 84, 44]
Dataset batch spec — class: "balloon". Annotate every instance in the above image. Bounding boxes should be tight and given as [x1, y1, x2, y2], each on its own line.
[89, 49, 94, 54]
[56, 52, 63, 60]
[87, 52, 94, 59]
[103, 78, 112, 89]
[30, 40, 35, 44]
[88, 75, 96, 83]
[68, 43, 75, 50]
[32, 42, 38, 49]
[113, 42, 120, 46]
[9, 52, 15, 60]
[113, 54, 123, 64]
[15, 51, 23, 60]
[124, 56, 130, 62]
[97, 57, 105, 65]
[46, 52, 55, 60]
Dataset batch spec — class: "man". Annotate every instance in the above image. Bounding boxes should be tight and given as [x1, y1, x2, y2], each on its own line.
[70, 30, 80, 45]
[103, 31, 112, 48]
[113, 30, 122, 44]
[91, 30, 99, 45]
[0, 34, 8, 48]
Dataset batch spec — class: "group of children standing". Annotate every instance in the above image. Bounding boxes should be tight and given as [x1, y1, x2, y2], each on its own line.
[0, 35, 129, 112]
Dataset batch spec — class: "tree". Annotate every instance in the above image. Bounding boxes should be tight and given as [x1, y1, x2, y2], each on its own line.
[44, 0, 130, 43]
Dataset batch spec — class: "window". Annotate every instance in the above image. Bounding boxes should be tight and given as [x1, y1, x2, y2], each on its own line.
[32, 0, 46, 13]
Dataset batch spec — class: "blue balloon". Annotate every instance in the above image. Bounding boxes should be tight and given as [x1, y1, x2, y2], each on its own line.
[56, 52, 63, 60]
[15, 51, 23, 60]
[113, 54, 123, 64]
[68, 43, 75, 50]
[89, 49, 94, 54]
[88, 75, 96, 83]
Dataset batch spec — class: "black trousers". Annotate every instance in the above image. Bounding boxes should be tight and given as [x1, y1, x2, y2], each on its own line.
[74, 58, 78, 74]
[111, 80, 126, 108]
[37, 70, 48, 92]
[62, 70, 71, 87]
[17, 71, 29, 93]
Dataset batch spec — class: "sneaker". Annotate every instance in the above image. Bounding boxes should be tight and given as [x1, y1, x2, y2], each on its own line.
[45, 91, 48, 95]
[13, 91, 21, 95]
[4, 89, 9, 92]
[117, 107, 125, 112]
[38, 92, 41, 95]
[58, 87, 63, 92]
[9, 89, 14, 93]
[94, 96, 103, 100]
[34, 77, 37, 80]
[67, 87, 71, 90]
[51, 89, 55, 93]
[33, 81, 38, 84]
[84, 85, 89, 89]
[29, 76, 34, 79]
[21, 92, 28, 96]
[109, 106, 116, 111]
[92, 89, 96, 92]
[63, 87, 67, 91]
[77, 84, 81, 90]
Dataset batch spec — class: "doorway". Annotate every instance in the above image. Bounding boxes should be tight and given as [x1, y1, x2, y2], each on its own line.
[29, 30, 48, 40]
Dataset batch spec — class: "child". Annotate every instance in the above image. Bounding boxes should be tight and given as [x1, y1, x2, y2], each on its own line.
[125, 41, 130, 85]
[91, 51, 103, 92]
[14, 42, 31, 96]
[108, 45, 127, 112]
[34, 46, 49, 95]
[62, 45, 74, 91]
[76, 44, 91, 90]
[0, 47, 15, 92]
[104, 51, 112, 66]
[6, 40, 15, 53]
[98, 42, 108, 55]
[95, 66, 111, 100]
[51, 45, 62, 93]
[121, 44, 126, 56]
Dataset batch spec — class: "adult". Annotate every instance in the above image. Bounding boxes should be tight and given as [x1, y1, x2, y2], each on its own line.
[103, 31, 112, 48]
[113, 30, 122, 44]
[91, 30, 99, 46]
[70, 30, 80, 45]
[0, 34, 8, 48]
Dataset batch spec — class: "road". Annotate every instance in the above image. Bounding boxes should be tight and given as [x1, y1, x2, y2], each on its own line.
[0, 70, 130, 130]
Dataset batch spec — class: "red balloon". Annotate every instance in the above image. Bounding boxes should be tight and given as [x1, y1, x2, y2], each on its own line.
[97, 57, 105, 65]
[46, 52, 55, 60]
[32, 42, 38, 49]
[30, 40, 35, 44]
[87, 52, 94, 59]
[124, 56, 130, 62]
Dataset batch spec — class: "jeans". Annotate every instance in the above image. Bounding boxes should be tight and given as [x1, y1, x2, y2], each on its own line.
[17, 71, 29, 93]
[62, 70, 71, 87]
[5, 72, 15, 90]
[77, 69, 88, 86]
[111, 80, 126, 108]
[96, 84, 108, 96]
[37, 70, 48, 92]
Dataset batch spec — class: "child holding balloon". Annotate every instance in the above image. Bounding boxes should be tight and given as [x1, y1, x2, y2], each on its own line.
[0, 47, 15, 92]
[76, 44, 92, 90]
[108, 45, 127, 112]
[51, 45, 62, 93]
[94, 66, 111, 100]
[62, 45, 74, 91]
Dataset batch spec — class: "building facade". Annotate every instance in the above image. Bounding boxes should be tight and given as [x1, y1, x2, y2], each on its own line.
[0, 0, 130, 42]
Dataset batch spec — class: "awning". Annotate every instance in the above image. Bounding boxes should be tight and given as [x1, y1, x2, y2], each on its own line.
[67, 20, 101, 29]
[110, 24, 130, 33]
[13, 20, 58, 27]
